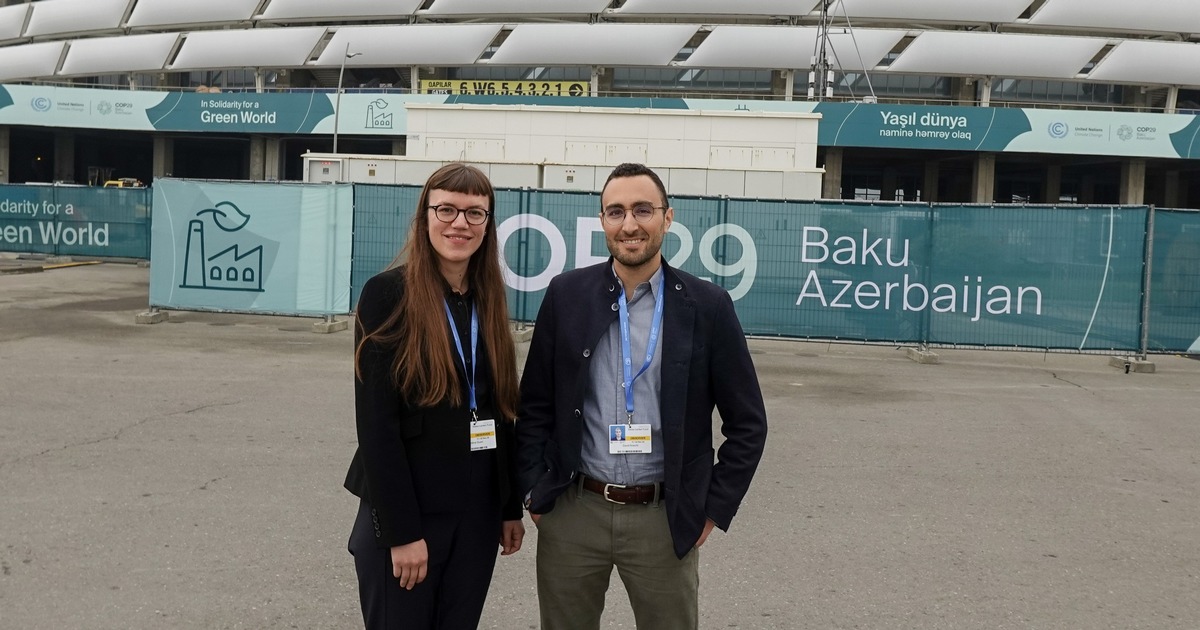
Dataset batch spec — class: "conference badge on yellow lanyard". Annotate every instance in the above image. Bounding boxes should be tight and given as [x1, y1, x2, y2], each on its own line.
[444, 299, 497, 452]
[609, 273, 664, 456]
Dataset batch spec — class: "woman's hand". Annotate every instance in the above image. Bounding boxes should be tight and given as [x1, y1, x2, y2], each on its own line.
[500, 519, 525, 555]
[390, 539, 429, 590]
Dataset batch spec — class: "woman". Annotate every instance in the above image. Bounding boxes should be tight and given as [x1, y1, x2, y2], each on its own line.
[345, 163, 524, 629]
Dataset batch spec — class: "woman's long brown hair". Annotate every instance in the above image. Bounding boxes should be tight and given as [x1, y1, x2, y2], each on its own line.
[354, 163, 518, 421]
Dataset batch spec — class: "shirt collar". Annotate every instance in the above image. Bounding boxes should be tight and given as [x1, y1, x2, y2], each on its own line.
[611, 262, 664, 302]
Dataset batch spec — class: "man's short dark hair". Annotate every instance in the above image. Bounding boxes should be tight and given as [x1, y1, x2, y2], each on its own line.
[602, 163, 669, 208]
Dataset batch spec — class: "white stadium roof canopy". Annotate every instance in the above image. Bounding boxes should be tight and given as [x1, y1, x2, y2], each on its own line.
[0, 41, 66, 82]
[487, 24, 698, 67]
[0, 3, 30, 44]
[128, 0, 261, 30]
[826, 0, 1033, 24]
[24, 0, 127, 38]
[681, 26, 907, 71]
[1089, 40, 1200, 87]
[60, 33, 179, 77]
[258, 0, 423, 23]
[1, 0, 1199, 90]
[615, 0, 822, 16]
[1029, 0, 1200, 35]
[423, 0, 612, 17]
[170, 28, 327, 72]
[316, 25, 503, 68]
[887, 32, 1108, 80]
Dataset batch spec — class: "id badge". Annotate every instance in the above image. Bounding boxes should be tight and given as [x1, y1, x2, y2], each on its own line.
[470, 419, 498, 451]
[608, 423, 652, 454]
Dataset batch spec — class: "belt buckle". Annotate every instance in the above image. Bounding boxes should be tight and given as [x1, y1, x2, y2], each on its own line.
[602, 482, 627, 505]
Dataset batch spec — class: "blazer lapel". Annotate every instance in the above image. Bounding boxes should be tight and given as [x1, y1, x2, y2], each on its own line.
[659, 265, 695, 489]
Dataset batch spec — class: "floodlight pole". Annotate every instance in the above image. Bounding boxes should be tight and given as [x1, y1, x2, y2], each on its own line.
[333, 43, 362, 154]
[808, 0, 834, 101]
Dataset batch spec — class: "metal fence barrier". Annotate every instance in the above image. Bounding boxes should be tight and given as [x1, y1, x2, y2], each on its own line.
[352, 186, 1199, 354]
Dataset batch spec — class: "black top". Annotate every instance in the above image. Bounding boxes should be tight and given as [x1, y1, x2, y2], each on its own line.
[344, 266, 522, 548]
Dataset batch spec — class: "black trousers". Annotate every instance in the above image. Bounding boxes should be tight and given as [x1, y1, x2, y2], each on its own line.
[348, 457, 501, 629]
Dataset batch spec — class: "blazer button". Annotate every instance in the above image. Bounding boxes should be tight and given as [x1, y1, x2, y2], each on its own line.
[608, 284, 615, 292]
[582, 349, 590, 358]
[675, 283, 683, 291]
[374, 531, 381, 538]
[611, 302, 618, 311]
[574, 409, 581, 418]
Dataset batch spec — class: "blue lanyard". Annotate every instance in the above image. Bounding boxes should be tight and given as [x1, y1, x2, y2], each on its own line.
[618, 272, 665, 424]
[443, 298, 478, 417]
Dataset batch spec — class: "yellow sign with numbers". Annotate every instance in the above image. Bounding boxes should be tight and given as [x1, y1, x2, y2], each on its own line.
[420, 80, 589, 97]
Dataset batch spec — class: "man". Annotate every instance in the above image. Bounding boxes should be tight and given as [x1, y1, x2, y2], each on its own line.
[516, 163, 768, 629]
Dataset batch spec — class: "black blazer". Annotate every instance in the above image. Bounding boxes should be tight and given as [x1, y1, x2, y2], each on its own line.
[344, 267, 523, 548]
[516, 259, 768, 558]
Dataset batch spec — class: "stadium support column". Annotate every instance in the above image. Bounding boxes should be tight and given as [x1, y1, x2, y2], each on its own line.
[1164, 170, 1181, 208]
[972, 153, 995, 203]
[249, 136, 266, 181]
[881, 167, 897, 201]
[923, 161, 939, 203]
[1119, 158, 1146, 205]
[821, 147, 843, 199]
[264, 137, 282, 181]
[54, 131, 75, 183]
[1043, 164, 1062, 203]
[153, 136, 174, 179]
[0, 127, 9, 183]
[1079, 174, 1096, 204]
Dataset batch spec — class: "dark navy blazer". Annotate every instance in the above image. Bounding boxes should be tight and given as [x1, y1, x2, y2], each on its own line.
[516, 259, 768, 559]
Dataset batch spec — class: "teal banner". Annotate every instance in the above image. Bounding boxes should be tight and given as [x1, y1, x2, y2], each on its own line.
[814, 103, 1031, 152]
[149, 180, 353, 316]
[5, 83, 1200, 159]
[1148, 209, 1200, 353]
[350, 185, 1162, 351]
[0, 184, 150, 258]
[145, 92, 333, 133]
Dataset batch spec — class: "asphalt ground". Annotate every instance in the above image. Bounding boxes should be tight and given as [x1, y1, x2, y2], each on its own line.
[1, 262, 1198, 630]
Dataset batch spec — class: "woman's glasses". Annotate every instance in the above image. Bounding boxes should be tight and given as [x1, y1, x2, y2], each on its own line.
[428, 204, 490, 226]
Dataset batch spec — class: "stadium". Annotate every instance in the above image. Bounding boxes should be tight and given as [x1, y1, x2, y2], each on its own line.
[0, 0, 1198, 208]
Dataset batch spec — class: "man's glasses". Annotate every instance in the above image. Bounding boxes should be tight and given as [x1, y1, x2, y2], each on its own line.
[601, 203, 666, 226]
[429, 204, 490, 226]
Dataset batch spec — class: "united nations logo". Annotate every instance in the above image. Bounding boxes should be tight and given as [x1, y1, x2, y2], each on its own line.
[96, 100, 113, 115]
[1116, 125, 1133, 141]
[30, 97, 51, 112]
[1047, 121, 1068, 139]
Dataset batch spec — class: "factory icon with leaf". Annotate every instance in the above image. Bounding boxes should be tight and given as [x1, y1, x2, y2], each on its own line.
[180, 201, 265, 292]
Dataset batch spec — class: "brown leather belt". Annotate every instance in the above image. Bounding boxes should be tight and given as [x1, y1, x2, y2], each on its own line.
[580, 475, 661, 505]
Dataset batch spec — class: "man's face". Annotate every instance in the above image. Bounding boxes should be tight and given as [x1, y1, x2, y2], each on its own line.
[600, 174, 673, 272]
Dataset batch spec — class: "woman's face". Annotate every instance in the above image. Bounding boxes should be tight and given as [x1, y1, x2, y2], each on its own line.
[425, 189, 490, 270]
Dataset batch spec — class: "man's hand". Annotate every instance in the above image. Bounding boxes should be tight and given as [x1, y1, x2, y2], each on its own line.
[390, 539, 428, 590]
[694, 518, 717, 548]
[530, 513, 542, 526]
[500, 519, 525, 555]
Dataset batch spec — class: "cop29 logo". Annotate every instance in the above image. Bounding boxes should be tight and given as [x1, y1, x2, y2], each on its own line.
[496, 216, 758, 300]
[1047, 121, 1068, 139]
[30, 97, 51, 112]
